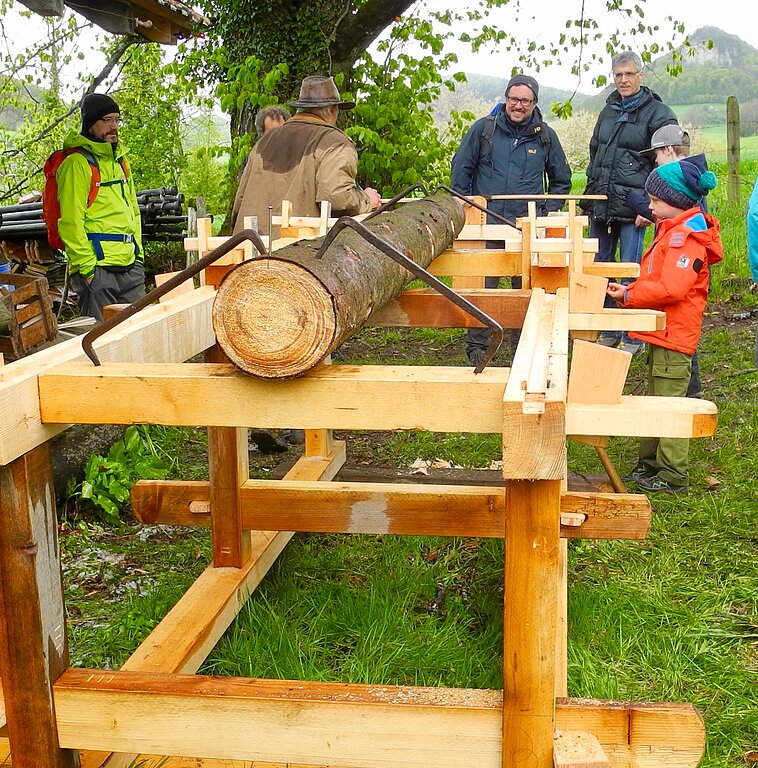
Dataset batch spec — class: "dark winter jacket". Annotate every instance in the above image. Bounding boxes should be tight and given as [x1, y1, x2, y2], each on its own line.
[583, 86, 677, 224]
[450, 106, 572, 224]
[626, 153, 711, 221]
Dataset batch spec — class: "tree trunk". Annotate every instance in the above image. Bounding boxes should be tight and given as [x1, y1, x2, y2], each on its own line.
[213, 194, 464, 378]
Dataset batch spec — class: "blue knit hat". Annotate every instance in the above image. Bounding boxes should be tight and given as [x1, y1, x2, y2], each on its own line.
[645, 160, 717, 210]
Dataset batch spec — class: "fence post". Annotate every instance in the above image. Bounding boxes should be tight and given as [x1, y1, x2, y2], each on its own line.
[726, 96, 740, 204]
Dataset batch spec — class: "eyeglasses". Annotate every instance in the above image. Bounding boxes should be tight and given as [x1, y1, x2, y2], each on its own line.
[613, 70, 641, 80]
[98, 116, 123, 126]
[505, 96, 535, 107]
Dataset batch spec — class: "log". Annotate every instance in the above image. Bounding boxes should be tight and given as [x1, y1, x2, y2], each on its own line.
[212, 194, 465, 378]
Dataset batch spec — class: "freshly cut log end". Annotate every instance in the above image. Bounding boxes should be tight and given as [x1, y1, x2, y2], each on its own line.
[213, 259, 336, 378]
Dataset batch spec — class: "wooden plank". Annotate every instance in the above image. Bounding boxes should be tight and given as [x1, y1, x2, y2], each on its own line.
[368, 288, 530, 329]
[503, 480, 561, 768]
[569, 273, 608, 313]
[554, 730, 611, 768]
[154, 271, 195, 303]
[54, 672, 705, 768]
[502, 290, 567, 479]
[583, 262, 639, 279]
[37, 362, 717, 439]
[0, 444, 75, 767]
[568, 340, 631, 405]
[431, 249, 522, 277]
[39, 363, 510, 434]
[131, 480, 651, 540]
[452, 198, 487, 288]
[569, 308, 664, 332]
[0, 285, 216, 466]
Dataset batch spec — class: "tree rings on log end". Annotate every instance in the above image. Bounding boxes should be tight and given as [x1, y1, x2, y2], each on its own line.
[213, 258, 336, 378]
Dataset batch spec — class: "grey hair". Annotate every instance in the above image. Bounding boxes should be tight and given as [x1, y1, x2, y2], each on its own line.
[254, 106, 291, 138]
[611, 51, 643, 73]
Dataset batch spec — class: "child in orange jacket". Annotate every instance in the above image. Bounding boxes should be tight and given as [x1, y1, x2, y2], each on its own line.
[607, 159, 723, 493]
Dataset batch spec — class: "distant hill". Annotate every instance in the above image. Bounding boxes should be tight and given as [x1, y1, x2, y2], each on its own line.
[460, 27, 758, 111]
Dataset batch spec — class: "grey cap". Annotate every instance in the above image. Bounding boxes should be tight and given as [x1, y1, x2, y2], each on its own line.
[504, 74, 539, 102]
[640, 124, 690, 154]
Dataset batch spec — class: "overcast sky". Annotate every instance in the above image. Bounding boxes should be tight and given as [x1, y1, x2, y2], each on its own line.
[420, 0, 758, 92]
[2, 0, 754, 97]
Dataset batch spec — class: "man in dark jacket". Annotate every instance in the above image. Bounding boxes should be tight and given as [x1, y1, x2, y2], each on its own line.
[582, 51, 677, 351]
[451, 74, 572, 365]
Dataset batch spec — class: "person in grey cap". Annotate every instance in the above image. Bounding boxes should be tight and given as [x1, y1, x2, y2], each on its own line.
[582, 50, 677, 352]
[450, 73, 572, 366]
[55, 91, 144, 322]
[232, 75, 380, 236]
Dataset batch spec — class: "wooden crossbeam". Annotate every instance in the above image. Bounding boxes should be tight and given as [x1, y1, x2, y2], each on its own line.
[0, 286, 216, 466]
[37, 362, 717, 439]
[53, 669, 706, 768]
[502, 289, 567, 478]
[130, 480, 651, 540]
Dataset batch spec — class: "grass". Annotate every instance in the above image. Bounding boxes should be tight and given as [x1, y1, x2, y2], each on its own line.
[58, 162, 758, 767]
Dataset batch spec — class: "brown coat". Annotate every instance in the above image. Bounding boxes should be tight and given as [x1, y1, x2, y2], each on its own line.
[232, 112, 373, 235]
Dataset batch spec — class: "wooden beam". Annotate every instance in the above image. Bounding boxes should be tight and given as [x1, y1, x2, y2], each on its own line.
[503, 480, 561, 768]
[0, 286, 216, 466]
[37, 363, 718, 439]
[502, 290, 567, 479]
[368, 288, 530, 329]
[131, 480, 651, 540]
[569, 308, 665, 332]
[0, 444, 75, 767]
[53, 670, 705, 768]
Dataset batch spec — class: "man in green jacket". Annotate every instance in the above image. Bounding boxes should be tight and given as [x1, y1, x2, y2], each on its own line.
[57, 92, 144, 321]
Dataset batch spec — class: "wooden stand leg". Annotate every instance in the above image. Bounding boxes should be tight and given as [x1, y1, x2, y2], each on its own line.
[503, 479, 561, 768]
[0, 443, 76, 767]
[206, 345, 252, 568]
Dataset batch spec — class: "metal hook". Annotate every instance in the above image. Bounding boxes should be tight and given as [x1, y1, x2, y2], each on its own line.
[362, 182, 430, 222]
[433, 184, 517, 228]
[81, 228, 268, 366]
[314, 215, 503, 373]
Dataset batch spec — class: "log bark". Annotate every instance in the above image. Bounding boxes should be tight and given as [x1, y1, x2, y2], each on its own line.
[213, 194, 465, 378]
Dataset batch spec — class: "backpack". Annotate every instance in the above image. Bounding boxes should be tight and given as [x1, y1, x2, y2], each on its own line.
[42, 147, 128, 251]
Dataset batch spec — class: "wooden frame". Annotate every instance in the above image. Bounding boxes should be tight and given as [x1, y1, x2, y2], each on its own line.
[0, 201, 715, 768]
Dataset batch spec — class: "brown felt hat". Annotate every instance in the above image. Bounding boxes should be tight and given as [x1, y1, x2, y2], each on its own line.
[286, 76, 355, 110]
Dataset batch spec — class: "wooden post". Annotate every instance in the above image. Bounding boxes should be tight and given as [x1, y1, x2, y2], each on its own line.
[503, 479, 561, 768]
[0, 443, 76, 767]
[726, 96, 740, 205]
[205, 346, 252, 568]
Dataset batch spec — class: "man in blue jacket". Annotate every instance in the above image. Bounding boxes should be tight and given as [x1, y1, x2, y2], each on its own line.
[451, 74, 572, 366]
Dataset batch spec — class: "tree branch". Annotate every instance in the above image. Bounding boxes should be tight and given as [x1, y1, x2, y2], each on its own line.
[331, 0, 417, 69]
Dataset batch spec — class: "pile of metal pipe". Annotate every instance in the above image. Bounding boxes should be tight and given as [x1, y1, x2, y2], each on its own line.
[0, 188, 187, 243]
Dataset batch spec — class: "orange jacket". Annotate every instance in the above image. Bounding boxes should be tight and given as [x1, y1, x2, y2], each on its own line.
[620, 207, 723, 355]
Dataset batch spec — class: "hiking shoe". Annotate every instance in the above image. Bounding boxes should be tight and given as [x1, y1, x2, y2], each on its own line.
[635, 474, 688, 495]
[622, 463, 655, 484]
[467, 348, 485, 367]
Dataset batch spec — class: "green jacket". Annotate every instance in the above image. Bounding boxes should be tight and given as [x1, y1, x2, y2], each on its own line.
[57, 131, 142, 278]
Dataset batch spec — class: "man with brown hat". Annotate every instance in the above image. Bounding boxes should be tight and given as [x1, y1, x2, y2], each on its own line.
[232, 75, 381, 236]
[55, 92, 144, 321]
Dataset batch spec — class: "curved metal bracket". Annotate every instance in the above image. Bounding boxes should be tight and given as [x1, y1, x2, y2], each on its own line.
[433, 184, 517, 228]
[314, 216, 503, 373]
[362, 182, 430, 222]
[81, 228, 268, 366]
